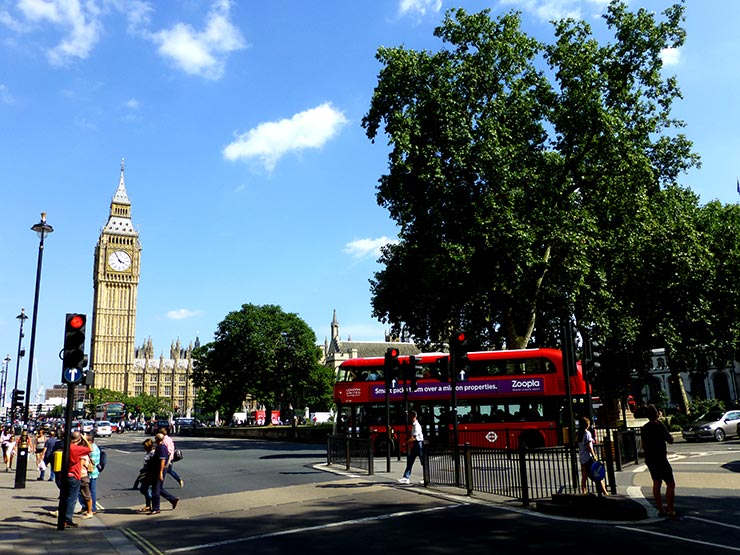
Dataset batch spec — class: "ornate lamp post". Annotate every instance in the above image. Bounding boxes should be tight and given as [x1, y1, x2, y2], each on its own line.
[15, 212, 53, 489]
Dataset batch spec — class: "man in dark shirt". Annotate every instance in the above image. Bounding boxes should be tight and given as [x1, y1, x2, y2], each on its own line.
[148, 433, 179, 515]
[641, 404, 676, 516]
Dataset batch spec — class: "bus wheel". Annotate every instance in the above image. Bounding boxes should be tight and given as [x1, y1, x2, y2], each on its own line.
[519, 430, 545, 449]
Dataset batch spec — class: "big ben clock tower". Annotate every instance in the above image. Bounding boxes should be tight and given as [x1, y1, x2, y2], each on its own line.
[90, 159, 141, 393]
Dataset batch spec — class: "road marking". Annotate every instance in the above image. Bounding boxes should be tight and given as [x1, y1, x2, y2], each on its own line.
[617, 525, 740, 552]
[686, 515, 740, 531]
[122, 527, 165, 555]
[163, 503, 468, 554]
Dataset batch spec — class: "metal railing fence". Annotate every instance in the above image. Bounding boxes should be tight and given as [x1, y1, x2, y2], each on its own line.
[327, 427, 640, 504]
[326, 435, 374, 475]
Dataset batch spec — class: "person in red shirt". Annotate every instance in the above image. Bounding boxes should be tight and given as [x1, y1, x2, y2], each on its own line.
[64, 431, 91, 528]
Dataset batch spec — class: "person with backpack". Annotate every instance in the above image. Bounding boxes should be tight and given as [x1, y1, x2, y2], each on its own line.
[82, 434, 103, 514]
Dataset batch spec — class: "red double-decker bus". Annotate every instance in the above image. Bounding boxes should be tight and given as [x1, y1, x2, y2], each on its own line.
[334, 348, 589, 454]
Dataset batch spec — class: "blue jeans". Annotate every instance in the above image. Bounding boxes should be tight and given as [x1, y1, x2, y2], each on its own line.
[151, 477, 177, 511]
[403, 441, 424, 479]
[139, 480, 152, 508]
[65, 477, 81, 524]
[167, 462, 181, 483]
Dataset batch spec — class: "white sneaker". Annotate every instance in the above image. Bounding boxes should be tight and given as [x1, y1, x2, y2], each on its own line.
[397, 477, 410, 484]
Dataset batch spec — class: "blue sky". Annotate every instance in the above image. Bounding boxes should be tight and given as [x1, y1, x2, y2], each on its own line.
[0, 0, 738, 402]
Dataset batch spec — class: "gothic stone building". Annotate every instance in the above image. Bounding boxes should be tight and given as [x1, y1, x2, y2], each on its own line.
[321, 310, 419, 372]
[90, 161, 196, 414]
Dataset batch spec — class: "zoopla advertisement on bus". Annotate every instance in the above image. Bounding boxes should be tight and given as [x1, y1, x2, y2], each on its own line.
[370, 377, 545, 401]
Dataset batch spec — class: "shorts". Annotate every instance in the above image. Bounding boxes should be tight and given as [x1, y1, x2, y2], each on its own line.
[80, 477, 91, 501]
[646, 459, 675, 484]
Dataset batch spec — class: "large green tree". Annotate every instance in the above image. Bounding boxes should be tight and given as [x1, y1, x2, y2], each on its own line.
[362, 1, 697, 351]
[191, 304, 329, 424]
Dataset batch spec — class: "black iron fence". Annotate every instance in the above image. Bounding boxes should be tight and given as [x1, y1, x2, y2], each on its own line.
[424, 443, 591, 504]
[327, 426, 640, 505]
[327, 435, 374, 475]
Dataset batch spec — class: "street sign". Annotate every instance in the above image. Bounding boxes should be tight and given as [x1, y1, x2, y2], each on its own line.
[62, 367, 83, 384]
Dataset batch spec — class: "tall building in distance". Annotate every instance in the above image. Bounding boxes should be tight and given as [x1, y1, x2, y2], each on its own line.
[90, 160, 196, 414]
[90, 158, 141, 391]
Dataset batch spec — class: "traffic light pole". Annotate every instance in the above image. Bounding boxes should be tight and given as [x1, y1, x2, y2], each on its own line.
[450, 354, 461, 486]
[56, 382, 75, 530]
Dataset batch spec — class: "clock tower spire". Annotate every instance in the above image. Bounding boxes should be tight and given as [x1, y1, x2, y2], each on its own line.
[90, 159, 142, 393]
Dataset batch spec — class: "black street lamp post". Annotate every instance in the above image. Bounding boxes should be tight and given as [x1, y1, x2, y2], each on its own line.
[1, 354, 9, 408]
[15, 212, 53, 489]
[13, 309, 28, 420]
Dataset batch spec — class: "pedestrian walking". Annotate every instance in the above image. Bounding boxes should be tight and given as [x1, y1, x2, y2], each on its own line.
[160, 426, 184, 487]
[44, 430, 59, 481]
[35, 429, 48, 480]
[641, 404, 676, 517]
[136, 438, 155, 511]
[63, 431, 92, 528]
[398, 410, 424, 484]
[1, 427, 12, 471]
[78, 434, 101, 514]
[577, 416, 608, 496]
[148, 433, 179, 515]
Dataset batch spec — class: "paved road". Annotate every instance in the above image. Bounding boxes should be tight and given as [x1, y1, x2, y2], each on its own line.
[76, 433, 740, 555]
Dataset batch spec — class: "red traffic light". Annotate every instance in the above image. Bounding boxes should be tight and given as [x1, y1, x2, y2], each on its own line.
[68, 314, 85, 329]
[454, 332, 466, 343]
[388, 348, 399, 357]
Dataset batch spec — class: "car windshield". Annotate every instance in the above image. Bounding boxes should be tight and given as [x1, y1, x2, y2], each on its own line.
[697, 411, 724, 422]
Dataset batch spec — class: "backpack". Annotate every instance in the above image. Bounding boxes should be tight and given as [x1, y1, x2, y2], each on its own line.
[97, 448, 108, 472]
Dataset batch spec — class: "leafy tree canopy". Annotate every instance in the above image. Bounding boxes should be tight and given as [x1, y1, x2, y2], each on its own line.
[363, 1, 697, 352]
[192, 304, 327, 424]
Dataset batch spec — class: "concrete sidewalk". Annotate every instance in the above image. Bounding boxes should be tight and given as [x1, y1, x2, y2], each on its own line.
[0, 465, 140, 555]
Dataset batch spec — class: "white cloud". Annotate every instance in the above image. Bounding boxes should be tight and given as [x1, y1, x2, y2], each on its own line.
[399, 0, 442, 17]
[17, 0, 102, 65]
[151, 0, 246, 80]
[344, 236, 398, 260]
[223, 102, 348, 171]
[166, 308, 202, 320]
[660, 47, 680, 66]
[0, 84, 15, 105]
[499, 0, 609, 22]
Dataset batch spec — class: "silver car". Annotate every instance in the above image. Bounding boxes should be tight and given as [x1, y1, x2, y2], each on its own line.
[682, 410, 740, 442]
[94, 420, 112, 437]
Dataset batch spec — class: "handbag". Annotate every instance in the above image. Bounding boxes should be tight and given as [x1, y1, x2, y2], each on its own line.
[172, 449, 183, 462]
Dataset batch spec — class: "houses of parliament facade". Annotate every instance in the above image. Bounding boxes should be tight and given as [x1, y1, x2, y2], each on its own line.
[89, 161, 196, 414]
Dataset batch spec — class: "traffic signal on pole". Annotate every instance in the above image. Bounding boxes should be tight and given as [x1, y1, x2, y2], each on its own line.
[12, 388, 24, 410]
[433, 356, 449, 382]
[384, 347, 399, 390]
[406, 355, 418, 391]
[582, 335, 602, 382]
[589, 340, 602, 379]
[451, 331, 468, 380]
[63, 313, 87, 369]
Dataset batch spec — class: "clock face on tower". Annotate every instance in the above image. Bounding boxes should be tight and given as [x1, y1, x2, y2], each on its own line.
[108, 250, 132, 271]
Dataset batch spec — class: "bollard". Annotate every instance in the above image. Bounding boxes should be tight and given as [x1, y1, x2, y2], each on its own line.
[53, 450, 63, 473]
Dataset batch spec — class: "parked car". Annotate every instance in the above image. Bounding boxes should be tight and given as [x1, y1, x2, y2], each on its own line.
[146, 419, 172, 435]
[94, 420, 112, 437]
[682, 410, 740, 442]
[174, 417, 202, 435]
